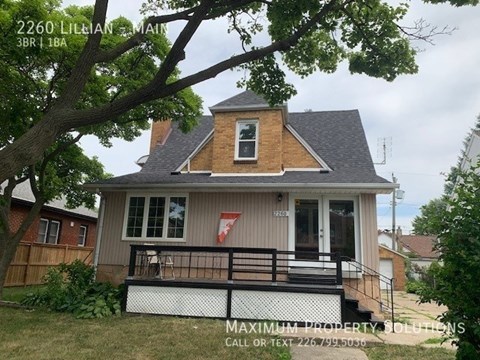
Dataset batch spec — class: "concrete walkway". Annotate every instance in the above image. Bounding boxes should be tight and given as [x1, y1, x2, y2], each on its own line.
[284, 291, 455, 359]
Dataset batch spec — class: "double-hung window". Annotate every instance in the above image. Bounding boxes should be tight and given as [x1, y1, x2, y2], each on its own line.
[78, 225, 88, 246]
[235, 120, 258, 160]
[123, 194, 188, 241]
[37, 218, 60, 244]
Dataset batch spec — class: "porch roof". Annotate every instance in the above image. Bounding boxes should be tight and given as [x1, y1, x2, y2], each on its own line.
[85, 170, 394, 193]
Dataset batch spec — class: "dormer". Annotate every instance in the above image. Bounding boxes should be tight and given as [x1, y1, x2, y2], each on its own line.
[209, 91, 287, 174]
[177, 90, 330, 175]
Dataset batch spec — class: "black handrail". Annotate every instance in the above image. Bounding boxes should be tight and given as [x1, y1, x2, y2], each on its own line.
[341, 256, 395, 330]
[128, 244, 342, 286]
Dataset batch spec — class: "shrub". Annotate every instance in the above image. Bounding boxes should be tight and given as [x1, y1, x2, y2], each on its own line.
[405, 280, 425, 295]
[420, 165, 480, 359]
[21, 260, 122, 319]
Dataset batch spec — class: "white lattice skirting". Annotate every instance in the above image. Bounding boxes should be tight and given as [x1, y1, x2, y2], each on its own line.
[126, 285, 342, 324]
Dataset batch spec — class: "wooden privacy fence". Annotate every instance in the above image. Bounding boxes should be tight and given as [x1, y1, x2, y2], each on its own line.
[5, 242, 94, 287]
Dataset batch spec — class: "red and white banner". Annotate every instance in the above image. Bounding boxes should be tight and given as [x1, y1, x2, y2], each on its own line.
[217, 212, 241, 243]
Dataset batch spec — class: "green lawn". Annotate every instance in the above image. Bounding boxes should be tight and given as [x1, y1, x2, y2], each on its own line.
[0, 304, 457, 360]
[0, 307, 290, 360]
[364, 344, 455, 360]
[2, 285, 45, 303]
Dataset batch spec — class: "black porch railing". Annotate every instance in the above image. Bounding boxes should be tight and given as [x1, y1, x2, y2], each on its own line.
[127, 245, 394, 327]
[128, 244, 343, 286]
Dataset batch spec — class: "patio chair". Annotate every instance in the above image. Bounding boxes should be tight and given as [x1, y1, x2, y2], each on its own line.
[140, 249, 175, 279]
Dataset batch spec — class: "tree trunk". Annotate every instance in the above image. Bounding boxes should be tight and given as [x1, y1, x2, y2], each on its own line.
[0, 233, 17, 299]
[0, 198, 45, 299]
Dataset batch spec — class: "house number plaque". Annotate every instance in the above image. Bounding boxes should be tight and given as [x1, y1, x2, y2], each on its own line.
[273, 211, 289, 217]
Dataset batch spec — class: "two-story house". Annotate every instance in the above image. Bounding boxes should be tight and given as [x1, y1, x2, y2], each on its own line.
[87, 90, 396, 326]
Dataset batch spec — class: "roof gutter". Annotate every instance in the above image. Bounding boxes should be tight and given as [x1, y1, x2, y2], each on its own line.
[84, 182, 398, 193]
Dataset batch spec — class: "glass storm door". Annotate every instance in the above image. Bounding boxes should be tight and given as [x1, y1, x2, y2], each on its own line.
[327, 200, 356, 259]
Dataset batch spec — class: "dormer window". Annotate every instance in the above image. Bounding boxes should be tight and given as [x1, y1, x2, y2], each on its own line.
[235, 120, 258, 160]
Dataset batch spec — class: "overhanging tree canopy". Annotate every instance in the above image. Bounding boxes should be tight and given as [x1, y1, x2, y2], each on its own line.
[1, 0, 478, 184]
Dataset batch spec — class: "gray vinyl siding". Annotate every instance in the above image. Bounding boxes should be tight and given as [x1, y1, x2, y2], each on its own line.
[98, 192, 289, 266]
[359, 194, 379, 271]
[98, 191, 379, 269]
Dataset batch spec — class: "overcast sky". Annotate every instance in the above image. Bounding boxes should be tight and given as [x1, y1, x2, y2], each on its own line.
[69, 1, 480, 234]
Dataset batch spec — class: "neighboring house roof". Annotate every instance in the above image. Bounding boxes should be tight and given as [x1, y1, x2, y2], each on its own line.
[379, 244, 407, 258]
[399, 235, 439, 259]
[88, 92, 393, 191]
[2, 181, 97, 220]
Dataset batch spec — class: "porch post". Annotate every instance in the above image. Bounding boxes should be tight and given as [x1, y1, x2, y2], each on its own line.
[227, 248, 234, 283]
[336, 253, 343, 286]
[128, 245, 137, 277]
[272, 249, 277, 284]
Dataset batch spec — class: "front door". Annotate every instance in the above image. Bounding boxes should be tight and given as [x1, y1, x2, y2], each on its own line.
[288, 195, 360, 269]
[289, 195, 325, 268]
[294, 199, 321, 260]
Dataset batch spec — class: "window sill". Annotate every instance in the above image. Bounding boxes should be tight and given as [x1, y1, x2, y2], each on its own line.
[121, 238, 187, 243]
[234, 160, 258, 164]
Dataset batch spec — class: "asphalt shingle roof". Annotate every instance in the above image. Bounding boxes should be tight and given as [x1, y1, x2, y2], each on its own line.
[211, 90, 270, 108]
[141, 116, 213, 174]
[3, 181, 98, 219]
[91, 92, 391, 188]
[399, 235, 440, 259]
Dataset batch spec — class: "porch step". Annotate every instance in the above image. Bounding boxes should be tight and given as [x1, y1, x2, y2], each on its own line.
[344, 297, 384, 329]
[287, 273, 337, 286]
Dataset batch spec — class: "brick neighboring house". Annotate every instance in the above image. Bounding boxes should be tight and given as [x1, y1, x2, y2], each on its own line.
[378, 244, 407, 291]
[4, 181, 97, 247]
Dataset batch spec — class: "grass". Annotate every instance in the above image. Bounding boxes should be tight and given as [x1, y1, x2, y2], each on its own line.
[394, 316, 412, 325]
[0, 307, 291, 360]
[2, 286, 45, 303]
[364, 344, 455, 360]
[423, 337, 445, 345]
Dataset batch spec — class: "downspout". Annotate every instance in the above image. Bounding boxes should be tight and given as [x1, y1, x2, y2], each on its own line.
[93, 191, 106, 280]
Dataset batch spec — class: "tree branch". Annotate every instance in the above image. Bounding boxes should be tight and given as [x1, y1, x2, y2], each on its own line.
[94, 7, 197, 63]
[154, 0, 215, 86]
[38, 133, 84, 194]
[397, 19, 455, 45]
[95, 0, 265, 64]
[58, 0, 109, 107]
[60, 0, 340, 127]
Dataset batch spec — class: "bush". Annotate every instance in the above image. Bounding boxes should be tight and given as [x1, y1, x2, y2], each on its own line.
[419, 165, 480, 359]
[405, 280, 426, 295]
[21, 260, 122, 319]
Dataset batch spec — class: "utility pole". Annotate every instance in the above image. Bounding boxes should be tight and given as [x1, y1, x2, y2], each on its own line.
[392, 173, 397, 251]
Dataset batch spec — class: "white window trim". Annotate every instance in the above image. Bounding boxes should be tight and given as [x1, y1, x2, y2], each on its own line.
[122, 193, 189, 242]
[234, 119, 259, 161]
[47, 220, 60, 245]
[78, 225, 87, 247]
[38, 218, 49, 244]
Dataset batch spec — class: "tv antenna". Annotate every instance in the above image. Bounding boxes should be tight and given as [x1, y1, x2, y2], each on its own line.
[374, 137, 392, 165]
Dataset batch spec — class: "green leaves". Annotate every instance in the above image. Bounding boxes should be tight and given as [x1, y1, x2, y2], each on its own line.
[238, 54, 297, 106]
[21, 260, 123, 319]
[412, 197, 449, 235]
[419, 164, 480, 359]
